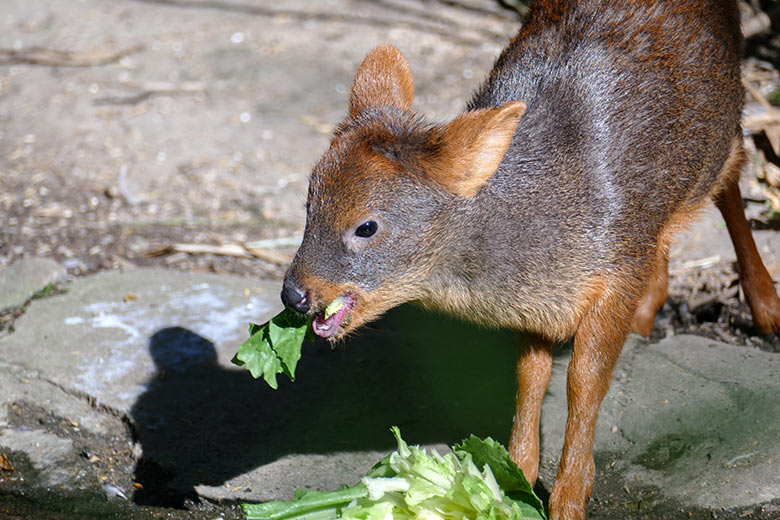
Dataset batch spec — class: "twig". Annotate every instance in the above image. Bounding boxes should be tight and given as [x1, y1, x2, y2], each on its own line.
[743, 109, 780, 131]
[110, 254, 138, 270]
[147, 242, 293, 266]
[244, 247, 294, 266]
[742, 11, 771, 38]
[743, 77, 774, 111]
[687, 285, 739, 312]
[0, 45, 144, 67]
[165, 243, 249, 257]
[118, 165, 139, 206]
[244, 237, 302, 249]
[94, 81, 205, 106]
[669, 255, 723, 275]
[95, 91, 156, 106]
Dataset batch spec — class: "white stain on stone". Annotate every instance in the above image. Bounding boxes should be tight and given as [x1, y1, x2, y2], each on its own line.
[63, 282, 273, 408]
[91, 311, 143, 340]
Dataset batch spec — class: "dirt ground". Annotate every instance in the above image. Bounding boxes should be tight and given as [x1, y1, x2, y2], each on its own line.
[2, 0, 780, 519]
[0, 0, 525, 282]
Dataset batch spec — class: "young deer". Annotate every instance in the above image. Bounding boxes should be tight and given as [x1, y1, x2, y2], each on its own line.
[281, 0, 780, 517]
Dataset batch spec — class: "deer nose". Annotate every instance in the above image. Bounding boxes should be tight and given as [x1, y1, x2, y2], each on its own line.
[281, 283, 310, 314]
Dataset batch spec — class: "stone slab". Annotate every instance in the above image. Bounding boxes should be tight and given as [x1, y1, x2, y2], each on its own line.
[540, 335, 780, 511]
[0, 268, 280, 414]
[2, 268, 779, 515]
[0, 258, 66, 311]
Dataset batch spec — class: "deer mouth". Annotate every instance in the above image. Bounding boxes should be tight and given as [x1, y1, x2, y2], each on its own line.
[312, 293, 357, 339]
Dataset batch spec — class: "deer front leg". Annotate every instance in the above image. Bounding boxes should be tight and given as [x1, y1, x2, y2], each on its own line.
[549, 291, 633, 520]
[509, 332, 554, 485]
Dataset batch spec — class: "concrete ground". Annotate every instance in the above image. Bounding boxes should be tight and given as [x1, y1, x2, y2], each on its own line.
[1, 260, 780, 519]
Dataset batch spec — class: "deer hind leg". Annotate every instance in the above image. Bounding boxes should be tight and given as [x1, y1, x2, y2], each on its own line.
[713, 140, 780, 334]
[630, 247, 669, 337]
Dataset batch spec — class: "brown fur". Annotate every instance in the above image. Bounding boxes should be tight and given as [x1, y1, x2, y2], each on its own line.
[349, 45, 414, 117]
[426, 101, 527, 197]
[713, 152, 780, 334]
[510, 333, 555, 484]
[282, 1, 780, 518]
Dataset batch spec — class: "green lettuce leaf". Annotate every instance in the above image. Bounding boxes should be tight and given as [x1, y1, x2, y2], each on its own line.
[454, 436, 546, 519]
[241, 428, 546, 520]
[243, 485, 370, 520]
[232, 308, 313, 389]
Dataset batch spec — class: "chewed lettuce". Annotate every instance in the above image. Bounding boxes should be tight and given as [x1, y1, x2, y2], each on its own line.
[241, 428, 546, 520]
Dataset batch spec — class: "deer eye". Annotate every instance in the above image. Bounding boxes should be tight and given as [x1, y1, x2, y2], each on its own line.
[354, 220, 378, 238]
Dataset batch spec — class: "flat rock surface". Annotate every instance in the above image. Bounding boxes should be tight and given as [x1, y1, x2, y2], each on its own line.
[0, 257, 65, 311]
[540, 336, 780, 512]
[1, 262, 779, 518]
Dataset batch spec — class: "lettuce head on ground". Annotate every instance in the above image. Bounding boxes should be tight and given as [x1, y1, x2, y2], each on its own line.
[241, 427, 546, 520]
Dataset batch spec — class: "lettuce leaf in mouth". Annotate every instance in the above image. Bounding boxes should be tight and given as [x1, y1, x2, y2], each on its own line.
[324, 297, 347, 319]
[231, 308, 314, 389]
[241, 427, 546, 520]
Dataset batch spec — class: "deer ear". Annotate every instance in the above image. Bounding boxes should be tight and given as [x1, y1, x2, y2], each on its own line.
[432, 100, 526, 197]
[349, 45, 414, 117]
